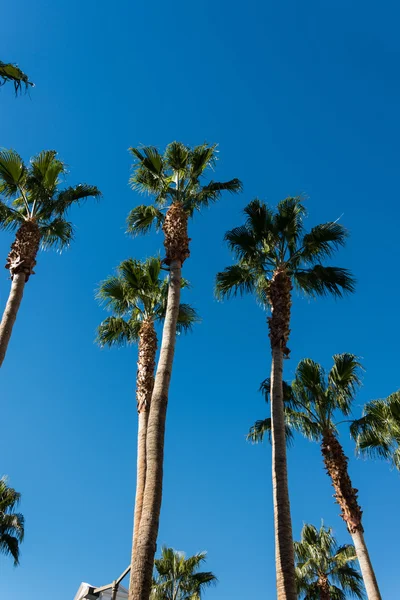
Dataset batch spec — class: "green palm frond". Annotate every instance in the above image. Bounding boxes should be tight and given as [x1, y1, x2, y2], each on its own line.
[294, 523, 365, 600]
[351, 391, 400, 470]
[328, 354, 363, 414]
[151, 546, 217, 600]
[294, 266, 355, 298]
[300, 222, 349, 264]
[0, 149, 26, 197]
[96, 316, 142, 347]
[216, 197, 354, 309]
[0, 200, 24, 231]
[0, 61, 33, 94]
[176, 303, 200, 333]
[126, 204, 165, 237]
[40, 219, 74, 249]
[215, 263, 257, 299]
[129, 142, 242, 225]
[0, 477, 24, 566]
[42, 184, 101, 218]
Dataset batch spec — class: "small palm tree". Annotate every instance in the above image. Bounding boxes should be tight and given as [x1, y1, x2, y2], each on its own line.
[0, 149, 101, 366]
[0, 61, 33, 94]
[97, 256, 198, 575]
[295, 523, 365, 600]
[216, 198, 354, 600]
[150, 546, 216, 600]
[351, 391, 400, 471]
[260, 355, 380, 600]
[127, 142, 241, 600]
[0, 476, 24, 565]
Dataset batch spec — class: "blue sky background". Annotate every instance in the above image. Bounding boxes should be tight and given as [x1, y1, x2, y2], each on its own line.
[1, 0, 400, 598]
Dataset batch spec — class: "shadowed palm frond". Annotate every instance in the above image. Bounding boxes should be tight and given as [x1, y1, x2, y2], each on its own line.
[0, 62, 33, 94]
[294, 266, 355, 298]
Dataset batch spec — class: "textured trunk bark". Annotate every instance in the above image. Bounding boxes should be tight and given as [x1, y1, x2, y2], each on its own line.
[0, 219, 41, 368]
[270, 345, 297, 600]
[0, 273, 26, 367]
[317, 574, 331, 600]
[351, 529, 382, 600]
[130, 320, 157, 578]
[132, 410, 149, 553]
[268, 269, 296, 600]
[128, 259, 182, 600]
[321, 431, 381, 600]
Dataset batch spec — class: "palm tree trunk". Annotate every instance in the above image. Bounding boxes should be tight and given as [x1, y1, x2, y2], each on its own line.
[0, 219, 40, 368]
[129, 258, 182, 600]
[321, 430, 382, 600]
[131, 319, 157, 558]
[268, 270, 297, 600]
[351, 529, 381, 600]
[0, 273, 26, 367]
[317, 574, 331, 600]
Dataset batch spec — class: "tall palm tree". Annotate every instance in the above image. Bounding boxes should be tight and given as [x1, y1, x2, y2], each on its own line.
[127, 142, 241, 600]
[0, 149, 101, 366]
[150, 546, 216, 600]
[216, 198, 354, 600]
[256, 355, 380, 600]
[295, 523, 365, 600]
[0, 476, 24, 565]
[97, 256, 198, 578]
[0, 61, 33, 94]
[351, 391, 400, 470]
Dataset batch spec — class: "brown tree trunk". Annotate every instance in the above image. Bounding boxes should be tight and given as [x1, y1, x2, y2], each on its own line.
[128, 258, 182, 600]
[321, 430, 381, 600]
[0, 273, 26, 367]
[317, 574, 331, 600]
[131, 319, 157, 558]
[0, 219, 41, 368]
[268, 270, 297, 600]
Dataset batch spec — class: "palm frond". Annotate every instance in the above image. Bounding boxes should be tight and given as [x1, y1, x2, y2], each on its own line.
[96, 316, 141, 347]
[126, 204, 165, 237]
[328, 354, 363, 414]
[0, 149, 26, 197]
[294, 266, 356, 298]
[215, 263, 256, 299]
[40, 218, 74, 250]
[176, 303, 200, 334]
[44, 184, 101, 218]
[301, 222, 349, 264]
[0, 61, 33, 94]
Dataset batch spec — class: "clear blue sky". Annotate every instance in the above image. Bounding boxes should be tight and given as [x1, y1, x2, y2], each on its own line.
[1, 0, 399, 598]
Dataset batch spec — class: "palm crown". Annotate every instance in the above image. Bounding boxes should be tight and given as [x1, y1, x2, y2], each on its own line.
[0, 61, 33, 95]
[351, 391, 400, 470]
[0, 476, 24, 566]
[0, 149, 101, 249]
[216, 198, 355, 306]
[248, 354, 363, 442]
[150, 546, 217, 600]
[127, 142, 242, 237]
[96, 256, 198, 347]
[295, 523, 365, 599]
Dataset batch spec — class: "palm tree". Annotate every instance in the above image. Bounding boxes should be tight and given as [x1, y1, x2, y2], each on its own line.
[0, 476, 24, 565]
[96, 256, 198, 579]
[295, 523, 365, 600]
[258, 355, 380, 600]
[0, 149, 101, 366]
[0, 61, 33, 94]
[127, 142, 241, 600]
[351, 391, 400, 470]
[150, 546, 216, 600]
[216, 198, 354, 600]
